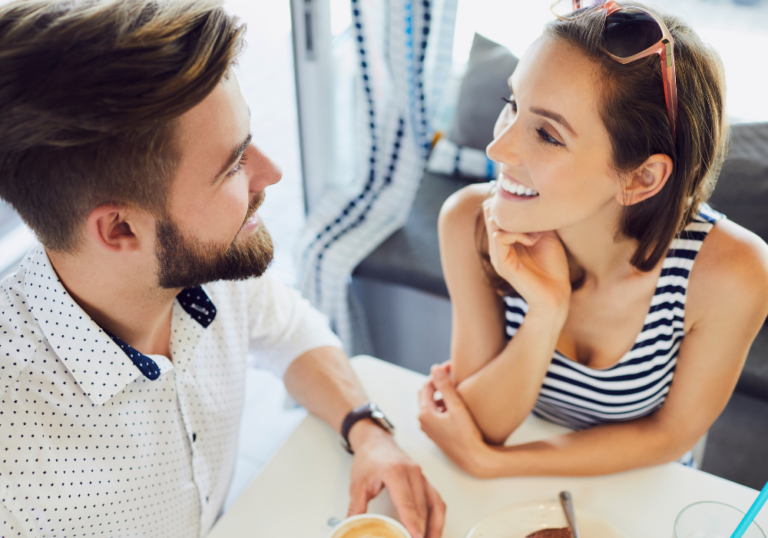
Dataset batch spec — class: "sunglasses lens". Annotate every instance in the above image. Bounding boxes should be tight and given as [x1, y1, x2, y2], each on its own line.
[604, 10, 664, 58]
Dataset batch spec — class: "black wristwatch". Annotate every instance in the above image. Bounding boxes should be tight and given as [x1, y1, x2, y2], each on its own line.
[341, 402, 395, 454]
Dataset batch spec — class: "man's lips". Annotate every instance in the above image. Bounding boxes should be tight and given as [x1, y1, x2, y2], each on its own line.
[241, 193, 265, 228]
[243, 212, 259, 226]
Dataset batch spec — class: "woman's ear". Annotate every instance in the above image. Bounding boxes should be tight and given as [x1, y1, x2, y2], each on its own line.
[617, 153, 674, 206]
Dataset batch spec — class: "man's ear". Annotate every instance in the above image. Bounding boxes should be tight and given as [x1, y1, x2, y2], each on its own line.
[86, 204, 147, 253]
[617, 153, 674, 207]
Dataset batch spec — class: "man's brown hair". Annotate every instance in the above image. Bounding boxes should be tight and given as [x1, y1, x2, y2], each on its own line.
[479, 3, 728, 295]
[0, 0, 245, 251]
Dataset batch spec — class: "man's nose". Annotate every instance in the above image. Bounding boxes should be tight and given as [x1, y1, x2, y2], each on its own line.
[248, 145, 283, 192]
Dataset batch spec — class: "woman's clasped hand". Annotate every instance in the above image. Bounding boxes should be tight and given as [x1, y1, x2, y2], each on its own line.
[483, 198, 571, 315]
[418, 362, 495, 478]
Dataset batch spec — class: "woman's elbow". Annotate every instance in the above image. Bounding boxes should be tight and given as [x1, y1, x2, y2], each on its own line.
[456, 383, 524, 445]
[648, 416, 705, 465]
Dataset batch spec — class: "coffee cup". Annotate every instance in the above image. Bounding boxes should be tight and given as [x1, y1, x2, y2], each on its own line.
[328, 514, 412, 538]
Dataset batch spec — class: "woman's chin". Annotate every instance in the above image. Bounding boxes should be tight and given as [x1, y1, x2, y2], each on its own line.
[489, 202, 539, 234]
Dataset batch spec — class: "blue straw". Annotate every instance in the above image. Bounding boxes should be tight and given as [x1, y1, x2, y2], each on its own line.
[731, 481, 768, 538]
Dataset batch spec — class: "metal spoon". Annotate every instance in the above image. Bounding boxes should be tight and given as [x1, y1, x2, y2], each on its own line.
[559, 491, 582, 538]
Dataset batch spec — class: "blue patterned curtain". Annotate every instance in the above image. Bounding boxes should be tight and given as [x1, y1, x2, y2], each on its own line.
[297, 0, 459, 351]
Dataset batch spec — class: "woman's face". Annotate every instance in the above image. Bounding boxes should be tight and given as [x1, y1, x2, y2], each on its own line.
[487, 35, 622, 233]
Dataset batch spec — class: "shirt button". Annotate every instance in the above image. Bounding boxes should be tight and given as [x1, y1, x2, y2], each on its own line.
[192, 433, 197, 442]
[206, 496, 209, 503]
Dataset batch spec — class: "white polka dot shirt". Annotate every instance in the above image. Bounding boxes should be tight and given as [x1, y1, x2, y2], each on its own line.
[0, 245, 342, 537]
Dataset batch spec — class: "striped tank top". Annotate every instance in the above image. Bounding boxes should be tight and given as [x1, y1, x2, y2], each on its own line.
[503, 205, 724, 438]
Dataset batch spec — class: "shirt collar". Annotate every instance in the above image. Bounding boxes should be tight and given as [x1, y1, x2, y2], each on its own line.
[23, 244, 218, 405]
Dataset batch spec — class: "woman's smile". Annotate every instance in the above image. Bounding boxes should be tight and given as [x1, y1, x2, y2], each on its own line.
[497, 172, 540, 201]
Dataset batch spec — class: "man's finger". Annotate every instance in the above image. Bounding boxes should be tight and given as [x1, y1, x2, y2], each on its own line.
[408, 467, 429, 528]
[431, 368, 463, 411]
[425, 482, 447, 538]
[386, 472, 426, 538]
[347, 481, 371, 517]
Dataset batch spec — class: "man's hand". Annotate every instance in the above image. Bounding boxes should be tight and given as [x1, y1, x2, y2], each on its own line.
[347, 423, 445, 538]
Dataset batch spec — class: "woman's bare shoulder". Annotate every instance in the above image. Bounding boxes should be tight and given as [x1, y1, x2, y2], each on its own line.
[687, 216, 768, 323]
[439, 182, 493, 232]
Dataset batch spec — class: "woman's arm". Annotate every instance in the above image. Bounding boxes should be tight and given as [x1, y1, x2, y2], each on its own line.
[420, 219, 768, 477]
[438, 184, 508, 383]
[439, 185, 571, 443]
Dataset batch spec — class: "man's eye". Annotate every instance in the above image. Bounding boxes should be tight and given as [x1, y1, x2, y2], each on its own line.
[226, 155, 248, 178]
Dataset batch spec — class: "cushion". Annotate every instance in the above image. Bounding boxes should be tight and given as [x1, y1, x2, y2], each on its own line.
[353, 172, 474, 297]
[708, 122, 768, 245]
[709, 122, 768, 399]
[447, 34, 519, 152]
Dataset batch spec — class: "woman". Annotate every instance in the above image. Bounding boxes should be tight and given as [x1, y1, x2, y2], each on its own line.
[417, 2, 768, 478]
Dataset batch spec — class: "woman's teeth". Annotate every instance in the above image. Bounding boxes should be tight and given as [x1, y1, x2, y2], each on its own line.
[499, 177, 539, 196]
[499, 176, 539, 197]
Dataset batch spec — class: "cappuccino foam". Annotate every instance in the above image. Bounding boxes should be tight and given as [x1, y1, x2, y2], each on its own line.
[332, 518, 408, 538]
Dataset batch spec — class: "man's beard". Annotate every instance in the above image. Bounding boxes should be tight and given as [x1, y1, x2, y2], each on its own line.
[154, 194, 274, 289]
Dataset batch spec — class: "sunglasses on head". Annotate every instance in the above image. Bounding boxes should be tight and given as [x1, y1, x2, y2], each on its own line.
[550, 0, 678, 140]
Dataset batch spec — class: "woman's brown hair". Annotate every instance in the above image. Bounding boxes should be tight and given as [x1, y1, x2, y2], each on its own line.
[0, 0, 245, 251]
[479, 3, 728, 295]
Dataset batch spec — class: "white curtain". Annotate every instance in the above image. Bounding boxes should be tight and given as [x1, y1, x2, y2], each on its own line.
[297, 0, 458, 352]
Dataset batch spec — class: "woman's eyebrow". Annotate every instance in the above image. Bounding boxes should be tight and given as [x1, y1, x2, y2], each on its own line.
[530, 107, 578, 137]
[507, 76, 577, 137]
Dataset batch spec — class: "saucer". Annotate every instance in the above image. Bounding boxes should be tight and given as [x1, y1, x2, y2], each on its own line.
[466, 500, 627, 538]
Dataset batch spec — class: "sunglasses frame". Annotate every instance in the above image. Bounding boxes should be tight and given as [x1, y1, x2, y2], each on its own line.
[550, 0, 678, 139]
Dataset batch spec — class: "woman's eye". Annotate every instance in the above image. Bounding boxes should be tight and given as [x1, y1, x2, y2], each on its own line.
[502, 97, 517, 113]
[536, 128, 563, 147]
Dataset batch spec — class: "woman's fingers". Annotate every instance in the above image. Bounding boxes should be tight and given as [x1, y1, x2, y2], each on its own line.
[493, 230, 539, 247]
[418, 381, 439, 413]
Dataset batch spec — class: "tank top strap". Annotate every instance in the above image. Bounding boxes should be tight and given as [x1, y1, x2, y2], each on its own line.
[670, 202, 725, 252]
[661, 203, 725, 301]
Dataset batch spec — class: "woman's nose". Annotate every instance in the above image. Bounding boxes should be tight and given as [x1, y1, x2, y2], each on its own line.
[486, 122, 522, 168]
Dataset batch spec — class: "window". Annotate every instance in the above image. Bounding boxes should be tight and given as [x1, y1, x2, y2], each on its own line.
[451, 0, 768, 123]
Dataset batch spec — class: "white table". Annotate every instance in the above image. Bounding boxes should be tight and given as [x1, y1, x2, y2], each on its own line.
[209, 357, 767, 537]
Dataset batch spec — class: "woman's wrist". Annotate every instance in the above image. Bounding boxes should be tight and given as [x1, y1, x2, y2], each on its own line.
[465, 438, 503, 479]
[469, 442, 520, 479]
[524, 304, 569, 335]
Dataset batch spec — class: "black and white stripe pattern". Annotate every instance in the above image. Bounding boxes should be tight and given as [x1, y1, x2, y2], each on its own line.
[504, 206, 723, 444]
[297, 0, 459, 350]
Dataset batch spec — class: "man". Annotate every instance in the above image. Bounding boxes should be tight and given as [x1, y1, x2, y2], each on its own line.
[0, 1, 444, 537]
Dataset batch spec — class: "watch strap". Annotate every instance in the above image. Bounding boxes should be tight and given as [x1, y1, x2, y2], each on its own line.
[340, 402, 393, 454]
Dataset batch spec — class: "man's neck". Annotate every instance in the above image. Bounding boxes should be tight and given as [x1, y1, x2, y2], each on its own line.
[47, 247, 179, 358]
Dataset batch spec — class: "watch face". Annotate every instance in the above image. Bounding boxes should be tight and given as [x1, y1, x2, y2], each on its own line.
[370, 409, 395, 434]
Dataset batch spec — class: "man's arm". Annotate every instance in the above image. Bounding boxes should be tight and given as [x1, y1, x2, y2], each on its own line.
[283, 346, 445, 538]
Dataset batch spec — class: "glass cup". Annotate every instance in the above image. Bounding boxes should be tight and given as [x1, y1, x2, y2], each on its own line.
[674, 501, 766, 538]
